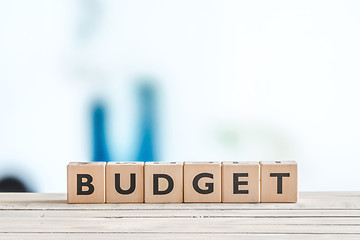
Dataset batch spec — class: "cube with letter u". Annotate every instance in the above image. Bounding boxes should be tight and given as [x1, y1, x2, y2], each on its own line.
[106, 162, 144, 203]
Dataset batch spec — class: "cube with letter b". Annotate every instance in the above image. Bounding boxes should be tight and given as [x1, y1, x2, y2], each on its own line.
[67, 162, 106, 203]
[222, 161, 260, 203]
[184, 162, 221, 203]
[106, 162, 144, 203]
[144, 162, 183, 203]
[260, 161, 298, 203]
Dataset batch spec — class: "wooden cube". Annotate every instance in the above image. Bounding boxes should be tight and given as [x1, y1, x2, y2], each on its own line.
[184, 162, 221, 203]
[144, 162, 183, 203]
[106, 162, 144, 203]
[222, 161, 260, 203]
[67, 162, 106, 203]
[260, 161, 298, 203]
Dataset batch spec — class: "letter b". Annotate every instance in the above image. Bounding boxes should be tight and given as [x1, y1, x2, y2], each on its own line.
[77, 174, 95, 195]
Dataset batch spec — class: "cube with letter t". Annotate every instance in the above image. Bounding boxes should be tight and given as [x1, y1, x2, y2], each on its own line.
[67, 162, 106, 203]
[260, 161, 298, 203]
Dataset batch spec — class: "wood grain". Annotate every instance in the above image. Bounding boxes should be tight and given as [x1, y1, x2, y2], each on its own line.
[0, 192, 359, 239]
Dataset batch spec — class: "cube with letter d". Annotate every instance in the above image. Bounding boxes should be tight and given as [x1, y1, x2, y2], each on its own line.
[144, 162, 183, 203]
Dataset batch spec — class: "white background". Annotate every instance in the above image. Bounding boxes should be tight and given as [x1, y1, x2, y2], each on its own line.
[0, 0, 359, 192]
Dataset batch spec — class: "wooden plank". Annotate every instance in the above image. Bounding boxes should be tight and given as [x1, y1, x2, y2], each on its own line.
[0, 192, 359, 238]
[0, 216, 359, 225]
[0, 218, 359, 233]
[0, 192, 359, 210]
[0, 209, 360, 218]
[1, 233, 360, 240]
[0, 233, 359, 240]
[0, 191, 357, 202]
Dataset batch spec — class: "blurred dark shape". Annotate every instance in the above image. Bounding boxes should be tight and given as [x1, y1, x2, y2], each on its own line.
[0, 177, 29, 192]
[92, 102, 110, 162]
[136, 82, 157, 162]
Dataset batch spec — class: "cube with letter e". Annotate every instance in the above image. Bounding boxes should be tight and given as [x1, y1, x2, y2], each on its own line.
[222, 161, 260, 203]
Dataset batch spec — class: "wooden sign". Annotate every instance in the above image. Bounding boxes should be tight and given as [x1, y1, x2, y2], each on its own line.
[67, 161, 298, 203]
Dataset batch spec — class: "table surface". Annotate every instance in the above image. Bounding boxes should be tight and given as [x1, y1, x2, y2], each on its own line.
[0, 192, 359, 239]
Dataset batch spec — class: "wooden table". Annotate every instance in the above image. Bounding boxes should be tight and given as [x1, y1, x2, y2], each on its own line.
[0, 192, 359, 239]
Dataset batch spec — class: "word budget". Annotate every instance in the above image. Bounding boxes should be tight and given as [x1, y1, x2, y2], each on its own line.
[67, 161, 298, 203]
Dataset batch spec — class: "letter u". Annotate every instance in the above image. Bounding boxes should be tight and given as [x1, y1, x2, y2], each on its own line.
[115, 173, 136, 195]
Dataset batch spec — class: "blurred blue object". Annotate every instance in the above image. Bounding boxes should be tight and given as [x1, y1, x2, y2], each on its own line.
[92, 103, 110, 162]
[136, 83, 156, 162]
